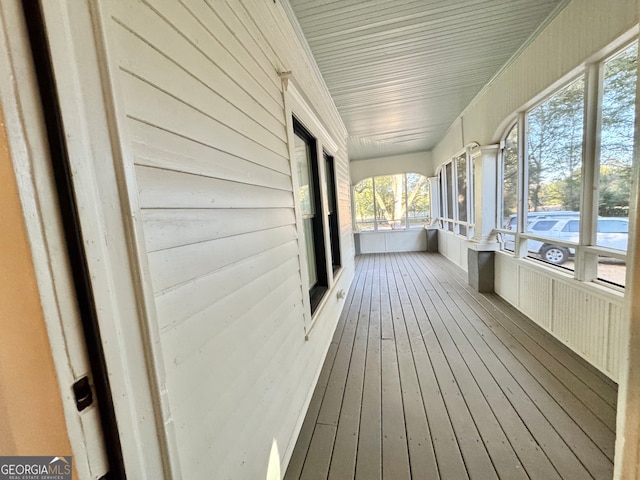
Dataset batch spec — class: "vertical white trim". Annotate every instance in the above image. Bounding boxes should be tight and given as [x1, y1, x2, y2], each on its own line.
[282, 83, 313, 334]
[37, 1, 170, 477]
[0, 2, 109, 476]
[577, 62, 604, 282]
[515, 112, 528, 258]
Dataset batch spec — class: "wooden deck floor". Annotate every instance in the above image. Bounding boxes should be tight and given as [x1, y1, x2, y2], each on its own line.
[284, 252, 617, 480]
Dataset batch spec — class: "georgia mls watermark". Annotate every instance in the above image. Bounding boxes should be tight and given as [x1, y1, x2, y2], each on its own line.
[0, 457, 72, 480]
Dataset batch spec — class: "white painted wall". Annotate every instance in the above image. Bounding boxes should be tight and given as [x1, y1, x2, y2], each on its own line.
[40, 1, 355, 478]
[356, 229, 426, 254]
[350, 151, 432, 184]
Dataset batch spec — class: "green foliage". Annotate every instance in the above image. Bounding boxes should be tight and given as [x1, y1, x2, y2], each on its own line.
[527, 77, 584, 212]
[523, 42, 637, 214]
[502, 125, 518, 222]
[354, 173, 430, 230]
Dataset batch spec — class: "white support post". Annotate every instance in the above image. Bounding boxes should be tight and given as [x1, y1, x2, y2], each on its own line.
[428, 176, 440, 225]
[471, 144, 500, 247]
[577, 62, 602, 282]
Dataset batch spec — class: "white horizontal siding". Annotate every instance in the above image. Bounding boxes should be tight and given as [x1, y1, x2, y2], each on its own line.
[129, 121, 292, 189]
[141, 207, 295, 252]
[99, 0, 353, 478]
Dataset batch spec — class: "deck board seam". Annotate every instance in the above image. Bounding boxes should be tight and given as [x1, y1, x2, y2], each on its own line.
[392, 253, 478, 479]
[405, 252, 570, 479]
[424, 253, 617, 429]
[410, 253, 612, 477]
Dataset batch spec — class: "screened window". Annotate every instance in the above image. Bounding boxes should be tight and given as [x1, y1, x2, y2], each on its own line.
[438, 151, 472, 237]
[527, 77, 584, 220]
[495, 39, 637, 288]
[354, 178, 375, 231]
[407, 173, 430, 228]
[562, 220, 580, 233]
[456, 155, 467, 236]
[445, 163, 454, 231]
[502, 124, 519, 229]
[353, 173, 430, 231]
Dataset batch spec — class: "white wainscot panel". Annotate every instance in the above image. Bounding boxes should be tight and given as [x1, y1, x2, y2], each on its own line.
[357, 229, 426, 254]
[518, 266, 553, 330]
[495, 253, 519, 307]
[495, 253, 625, 381]
[552, 281, 608, 372]
[437, 229, 467, 271]
[607, 303, 625, 379]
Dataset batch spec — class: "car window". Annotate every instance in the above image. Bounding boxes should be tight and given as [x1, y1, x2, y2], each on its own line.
[597, 219, 629, 233]
[562, 220, 580, 232]
[530, 220, 558, 231]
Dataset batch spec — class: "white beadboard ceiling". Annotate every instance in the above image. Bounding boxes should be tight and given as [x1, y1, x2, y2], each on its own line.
[286, 0, 568, 160]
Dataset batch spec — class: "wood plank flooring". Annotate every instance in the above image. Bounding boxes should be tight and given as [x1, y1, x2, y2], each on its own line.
[285, 252, 617, 480]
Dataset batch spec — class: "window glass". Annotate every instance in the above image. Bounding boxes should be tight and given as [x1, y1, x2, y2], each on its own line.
[325, 154, 341, 273]
[406, 173, 430, 228]
[293, 119, 327, 313]
[303, 218, 317, 286]
[445, 163, 454, 231]
[457, 155, 467, 236]
[502, 124, 519, 228]
[598, 256, 626, 287]
[598, 219, 629, 233]
[295, 135, 315, 216]
[354, 178, 375, 231]
[562, 220, 580, 233]
[530, 220, 558, 232]
[597, 42, 636, 253]
[527, 77, 584, 243]
[440, 170, 447, 224]
[294, 131, 322, 291]
[374, 174, 406, 230]
[497, 39, 635, 287]
[354, 173, 430, 231]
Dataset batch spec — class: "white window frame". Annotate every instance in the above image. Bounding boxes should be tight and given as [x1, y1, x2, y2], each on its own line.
[493, 35, 638, 289]
[352, 172, 431, 232]
[436, 145, 475, 238]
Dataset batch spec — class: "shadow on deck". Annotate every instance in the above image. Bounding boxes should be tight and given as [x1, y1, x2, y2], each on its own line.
[285, 252, 617, 480]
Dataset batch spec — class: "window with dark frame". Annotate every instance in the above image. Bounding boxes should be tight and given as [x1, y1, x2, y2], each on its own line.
[293, 118, 328, 314]
[324, 152, 341, 275]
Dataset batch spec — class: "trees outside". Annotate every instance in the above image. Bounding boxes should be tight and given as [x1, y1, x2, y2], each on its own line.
[527, 77, 584, 213]
[599, 42, 637, 217]
[353, 173, 430, 230]
[502, 124, 519, 226]
[525, 41, 637, 217]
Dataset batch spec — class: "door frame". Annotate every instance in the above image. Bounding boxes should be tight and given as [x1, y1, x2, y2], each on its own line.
[0, 1, 170, 478]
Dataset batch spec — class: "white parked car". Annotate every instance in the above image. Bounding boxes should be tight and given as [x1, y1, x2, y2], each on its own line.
[524, 217, 629, 264]
[503, 211, 580, 230]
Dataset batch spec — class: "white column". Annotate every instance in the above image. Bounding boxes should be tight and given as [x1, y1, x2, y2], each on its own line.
[427, 176, 440, 225]
[471, 144, 500, 247]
